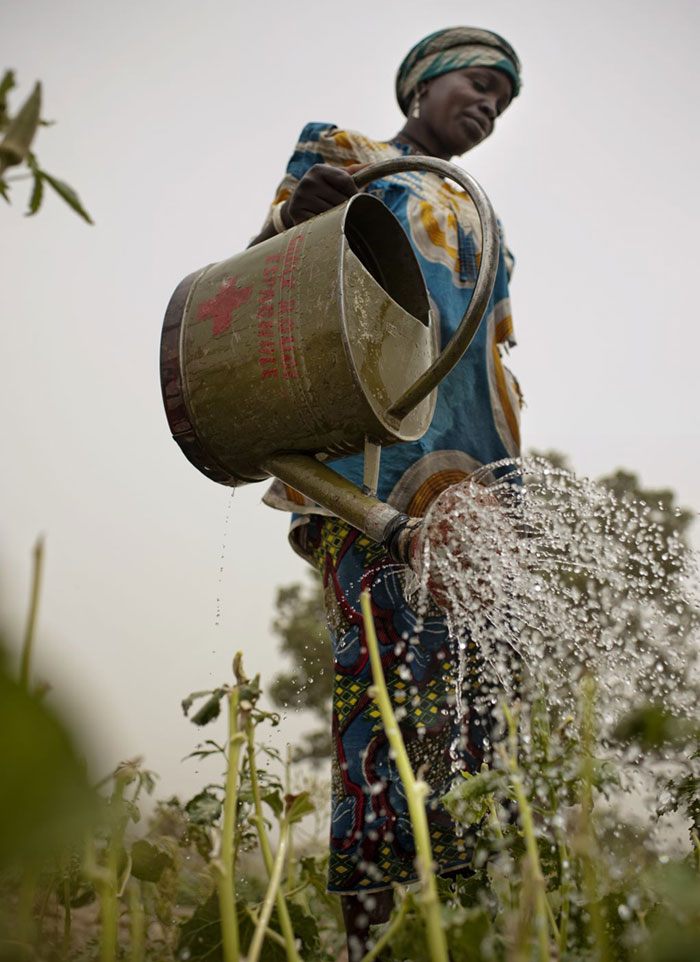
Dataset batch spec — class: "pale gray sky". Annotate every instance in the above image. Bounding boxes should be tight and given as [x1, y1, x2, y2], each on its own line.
[2, 0, 699, 797]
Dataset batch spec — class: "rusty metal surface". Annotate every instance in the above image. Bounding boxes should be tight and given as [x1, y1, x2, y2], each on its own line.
[163, 191, 435, 485]
[263, 453, 402, 543]
[160, 267, 241, 485]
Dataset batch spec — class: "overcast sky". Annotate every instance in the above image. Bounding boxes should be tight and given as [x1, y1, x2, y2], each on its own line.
[3, 0, 699, 798]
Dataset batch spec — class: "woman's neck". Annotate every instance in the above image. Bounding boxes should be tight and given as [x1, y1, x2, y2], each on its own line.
[391, 121, 451, 160]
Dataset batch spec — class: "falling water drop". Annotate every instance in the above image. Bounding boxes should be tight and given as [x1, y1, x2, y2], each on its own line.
[214, 488, 236, 627]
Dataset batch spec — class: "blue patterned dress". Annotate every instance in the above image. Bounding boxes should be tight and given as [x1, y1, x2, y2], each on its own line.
[262, 124, 522, 893]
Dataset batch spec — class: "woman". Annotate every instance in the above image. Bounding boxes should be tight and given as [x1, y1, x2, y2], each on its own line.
[253, 26, 523, 960]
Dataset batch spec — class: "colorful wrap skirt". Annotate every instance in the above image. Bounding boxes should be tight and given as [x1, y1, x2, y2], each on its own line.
[300, 514, 493, 894]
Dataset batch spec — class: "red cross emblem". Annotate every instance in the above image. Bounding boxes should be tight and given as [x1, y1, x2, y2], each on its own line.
[195, 275, 254, 337]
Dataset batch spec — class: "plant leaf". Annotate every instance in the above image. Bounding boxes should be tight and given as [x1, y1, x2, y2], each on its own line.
[185, 789, 223, 826]
[177, 891, 227, 961]
[182, 689, 214, 716]
[177, 894, 319, 962]
[0, 70, 16, 101]
[441, 769, 508, 829]
[279, 903, 321, 958]
[189, 690, 226, 727]
[261, 790, 284, 820]
[0, 661, 98, 865]
[130, 838, 174, 882]
[612, 704, 696, 750]
[42, 170, 93, 224]
[284, 791, 315, 825]
[0, 70, 16, 128]
[0, 82, 41, 167]
[182, 747, 223, 761]
[444, 903, 494, 962]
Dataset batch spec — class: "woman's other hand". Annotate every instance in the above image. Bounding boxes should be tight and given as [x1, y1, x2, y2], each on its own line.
[248, 163, 367, 247]
[284, 163, 365, 226]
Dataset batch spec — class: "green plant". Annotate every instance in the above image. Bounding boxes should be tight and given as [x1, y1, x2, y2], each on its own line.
[4, 536, 700, 961]
[1, 70, 92, 221]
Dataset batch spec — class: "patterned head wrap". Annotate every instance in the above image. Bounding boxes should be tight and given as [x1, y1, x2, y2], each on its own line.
[396, 27, 522, 116]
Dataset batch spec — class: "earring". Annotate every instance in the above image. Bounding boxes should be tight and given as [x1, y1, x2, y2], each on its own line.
[411, 92, 422, 119]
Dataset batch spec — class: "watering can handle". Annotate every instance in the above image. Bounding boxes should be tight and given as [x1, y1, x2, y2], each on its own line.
[351, 157, 499, 422]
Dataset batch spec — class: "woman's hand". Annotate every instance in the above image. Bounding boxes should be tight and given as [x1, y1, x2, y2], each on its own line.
[248, 163, 367, 247]
[284, 163, 365, 226]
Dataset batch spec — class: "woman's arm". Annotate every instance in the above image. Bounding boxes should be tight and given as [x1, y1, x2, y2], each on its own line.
[248, 164, 360, 248]
[247, 202, 292, 247]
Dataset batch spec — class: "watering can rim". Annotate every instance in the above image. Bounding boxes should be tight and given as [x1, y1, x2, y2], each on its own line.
[160, 266, 240, 485]
[335, 191, 435, 437]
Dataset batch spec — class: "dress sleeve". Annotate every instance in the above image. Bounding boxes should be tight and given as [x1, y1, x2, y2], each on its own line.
[259, 122, 341, 232]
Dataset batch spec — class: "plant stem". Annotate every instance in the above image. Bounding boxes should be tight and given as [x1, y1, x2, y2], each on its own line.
[247, 819, 291, 962]
[62, 877, 72, 959]
[17, 867, 38, 947]
[360, 890, 409, 962]
[285, 743, 295, 894]
[486, 793, 517, 918]
[20, 536, 44, 690]
[361, 590, 449, 962]
[98, 854, 118, 962]
[548, 775, 571, 952]
[129, 882, 145, 962]
[487, 796, 504, 840]
[579, 677, 611, 962]
[244, 907, 288, 948]
[501, 704, 553, 962]
[556, 832, 571, 955]
[99, 773, 130, 962]
[245, 717, 302, 962]
[509, 770, 554, 961]
[691, 830, 700, 872]
[216, 688, 244, 962]
[37, 875, 55, 932]
[81, 832, 118, 962]
[245, 718, 274, 874]
[544, 893, 560, 944]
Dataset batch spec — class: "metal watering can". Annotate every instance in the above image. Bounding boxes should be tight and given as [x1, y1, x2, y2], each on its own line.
[160, 157, 499, 563]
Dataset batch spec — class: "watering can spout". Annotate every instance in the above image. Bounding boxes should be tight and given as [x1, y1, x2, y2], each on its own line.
[160, 156, 499, 558]
[263, 452, 422, 564]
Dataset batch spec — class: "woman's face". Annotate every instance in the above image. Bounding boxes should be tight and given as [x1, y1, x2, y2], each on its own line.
[416, 67, 513, 158]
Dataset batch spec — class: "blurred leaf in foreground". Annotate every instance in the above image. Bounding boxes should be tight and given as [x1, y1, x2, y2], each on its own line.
[613, 703, 699, 750]
[0, 643, 96, 868]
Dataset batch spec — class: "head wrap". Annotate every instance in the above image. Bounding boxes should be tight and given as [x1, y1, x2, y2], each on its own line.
[396, 27, 522, 116]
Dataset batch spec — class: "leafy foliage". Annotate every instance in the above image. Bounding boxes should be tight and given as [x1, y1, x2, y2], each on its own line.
[0, 70, 93, 222]
[4, 644, 700, 960]
[3, 457, 700, 959]
[178, 892, 323, 962]
[130, 838, 175, 883]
